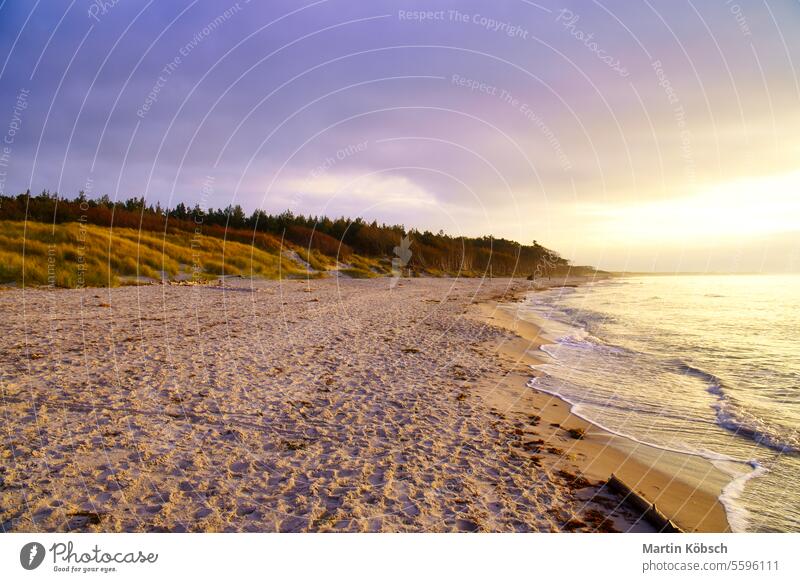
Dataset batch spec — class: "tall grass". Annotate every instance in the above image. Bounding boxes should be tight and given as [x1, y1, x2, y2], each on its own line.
[0, 221, 307, 288]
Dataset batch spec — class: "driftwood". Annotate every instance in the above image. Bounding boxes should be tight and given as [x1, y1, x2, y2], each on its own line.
[607, 474, 684, 533]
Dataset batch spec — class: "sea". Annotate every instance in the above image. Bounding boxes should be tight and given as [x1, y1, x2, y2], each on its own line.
[516, 275, 799, 532]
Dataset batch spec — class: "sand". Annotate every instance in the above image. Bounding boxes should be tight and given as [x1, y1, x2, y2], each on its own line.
[0, 276, 727, 532]
[473, 294, 731, 533]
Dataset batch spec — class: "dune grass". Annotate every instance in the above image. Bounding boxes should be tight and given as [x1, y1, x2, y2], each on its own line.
[0, 220, 308, 288]
[285, 244, 391, 277]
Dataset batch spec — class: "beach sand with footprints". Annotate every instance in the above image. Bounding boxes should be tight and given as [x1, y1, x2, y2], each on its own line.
[0, 276, 726, 532]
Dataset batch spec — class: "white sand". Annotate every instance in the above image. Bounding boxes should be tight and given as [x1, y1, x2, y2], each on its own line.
[0, 276, 645, 532]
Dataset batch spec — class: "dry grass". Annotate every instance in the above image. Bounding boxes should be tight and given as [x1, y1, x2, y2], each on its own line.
[292, 247, 337, 272]
[0, 221, 308, 288]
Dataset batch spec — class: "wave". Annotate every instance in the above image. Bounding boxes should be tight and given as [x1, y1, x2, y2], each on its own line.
[529, 367, 774, 532]
[530, 357, 770, 533]
[677, 363, 799, 454]
[718, 460, 769, 532]
[515, 280, 800, 532]
[529, 373, 720, 426]
[527, 373, 743, 464]
[540, 303, 616, 334]
[531, 299, 799, 456]
[541, 333, 637, 361]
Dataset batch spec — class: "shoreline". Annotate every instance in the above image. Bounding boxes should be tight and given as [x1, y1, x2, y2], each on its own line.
[1, 276, 657, 532]
[470, 277, 732, 532]
[0, 275, 733, 532]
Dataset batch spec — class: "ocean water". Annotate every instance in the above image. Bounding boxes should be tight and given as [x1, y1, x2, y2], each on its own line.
[517, 275, 800, 532]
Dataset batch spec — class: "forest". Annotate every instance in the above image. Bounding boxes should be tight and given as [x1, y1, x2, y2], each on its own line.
[0, 190, 577, 286]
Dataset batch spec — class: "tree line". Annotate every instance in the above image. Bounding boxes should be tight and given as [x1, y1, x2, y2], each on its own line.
[0, 190, 572, 277]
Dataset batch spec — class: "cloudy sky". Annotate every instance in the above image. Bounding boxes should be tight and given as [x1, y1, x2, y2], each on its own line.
[1, 0, 798, 272]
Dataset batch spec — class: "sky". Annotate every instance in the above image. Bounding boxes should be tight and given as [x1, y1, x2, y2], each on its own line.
[0, 0, 799, 273]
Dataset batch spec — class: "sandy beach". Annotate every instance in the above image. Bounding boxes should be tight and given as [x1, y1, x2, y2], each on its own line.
[0, 276, 729, 532]
[474, 295, 732, 533]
